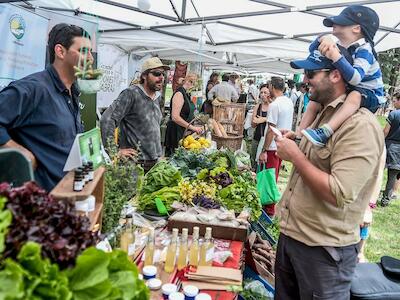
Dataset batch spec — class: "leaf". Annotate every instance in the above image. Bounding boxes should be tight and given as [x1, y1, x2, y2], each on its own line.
[72, 280, 113, 300]
[0, 259, 25, 299]
[67, 247, 110, 291]
[109, 271, 136, 300]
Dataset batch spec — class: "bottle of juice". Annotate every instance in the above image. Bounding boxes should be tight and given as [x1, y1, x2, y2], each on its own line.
[189, 226, 200, 267]
[120, 214, 135, 255]
[177, 228, 188, 270]
[199, 227, 214, 266]
[144, 228, 154, 266]
[164, 228, 178, 273]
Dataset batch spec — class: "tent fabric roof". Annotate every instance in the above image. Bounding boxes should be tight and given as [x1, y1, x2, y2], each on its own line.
[11, 0, 400, 73]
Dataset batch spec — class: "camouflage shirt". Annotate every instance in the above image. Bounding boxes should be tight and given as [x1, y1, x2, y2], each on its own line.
[100, 84, 162, 161]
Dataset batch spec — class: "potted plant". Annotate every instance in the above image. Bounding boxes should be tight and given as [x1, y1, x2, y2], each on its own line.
[74, 61, 103, 94]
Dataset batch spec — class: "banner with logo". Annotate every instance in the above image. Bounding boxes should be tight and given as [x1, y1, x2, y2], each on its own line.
[97, 44, 129, 108]
[0, 4, 48, 91]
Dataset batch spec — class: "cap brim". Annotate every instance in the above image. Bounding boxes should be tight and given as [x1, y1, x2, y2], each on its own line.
[323, 15, 356, 27]
[290, 59, 329, 70]
[148, 65, 170, 71]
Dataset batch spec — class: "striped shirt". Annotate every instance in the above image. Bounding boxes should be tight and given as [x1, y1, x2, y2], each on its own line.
[333, 38, 385, 104]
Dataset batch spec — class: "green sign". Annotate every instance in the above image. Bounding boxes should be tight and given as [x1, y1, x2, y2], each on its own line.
[78, 128, 104, 169]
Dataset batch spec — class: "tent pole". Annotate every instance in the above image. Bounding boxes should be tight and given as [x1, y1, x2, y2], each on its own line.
[376, 19, 400, 46]
[96, 0, 178, 22]
[181, 0, 187, 22]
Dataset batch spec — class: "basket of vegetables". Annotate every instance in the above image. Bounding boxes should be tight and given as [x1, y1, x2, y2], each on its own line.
[74, 61, 103, 94]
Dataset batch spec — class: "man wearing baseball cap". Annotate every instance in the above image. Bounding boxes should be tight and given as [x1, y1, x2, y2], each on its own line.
[272, 46, 384, 299]
[101, 57, 170, 171]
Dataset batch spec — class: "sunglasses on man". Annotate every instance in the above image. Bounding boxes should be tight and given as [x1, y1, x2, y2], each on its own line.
[149, 70, 165, 77]
[304, 69, 332, 79]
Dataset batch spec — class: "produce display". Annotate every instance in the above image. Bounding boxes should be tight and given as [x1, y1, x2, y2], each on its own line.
[181, 135, 211, 150]
[0, 182, 97, 269]
[136, 147, 262, 221]
[251, 233, 276, 275]
[0, 183, 149, 300]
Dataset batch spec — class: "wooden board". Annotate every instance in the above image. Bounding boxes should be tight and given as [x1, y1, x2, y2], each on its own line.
[51, 166, 105, 231]
[51, 166, 106, 201]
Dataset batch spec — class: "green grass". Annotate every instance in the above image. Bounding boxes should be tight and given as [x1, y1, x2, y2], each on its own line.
[276, 117, 400, 261]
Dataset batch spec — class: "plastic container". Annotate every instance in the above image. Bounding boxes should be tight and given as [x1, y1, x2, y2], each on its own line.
[86, 195, 96, 211]
[147, 278, 162, 290]
[142, 265, 157, 280]
[183, 285, 199, 300]
[162, 283, 178, 299]
[75, 200, 89, 213]
[195, 293, 212, 300]
[169, 292, 185, 300]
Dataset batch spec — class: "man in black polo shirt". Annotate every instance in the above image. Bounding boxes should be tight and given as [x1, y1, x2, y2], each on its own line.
[0, 24, 93, 191]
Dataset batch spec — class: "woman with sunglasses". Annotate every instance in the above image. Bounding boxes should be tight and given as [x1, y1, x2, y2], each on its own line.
[165, 73, 203, 156]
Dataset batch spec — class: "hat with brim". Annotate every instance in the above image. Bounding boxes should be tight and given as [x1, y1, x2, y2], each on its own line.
[323, 15, 357, 27]
[290, 46, 335, 71]
[141, 57, 170, 73]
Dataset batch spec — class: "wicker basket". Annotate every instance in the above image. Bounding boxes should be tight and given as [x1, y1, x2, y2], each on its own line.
[212, 134, 243, 151]
[213, 103, 246, 136]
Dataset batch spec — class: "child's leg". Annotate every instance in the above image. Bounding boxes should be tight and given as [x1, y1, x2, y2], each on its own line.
[327, 91, 362, 132]
[297, 101, 320, 135]
[302, 91, 361, 146]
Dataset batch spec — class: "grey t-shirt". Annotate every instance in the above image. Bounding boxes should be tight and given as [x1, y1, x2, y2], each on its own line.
[100, 84, 162, 161]
[386, 109, 400, 144]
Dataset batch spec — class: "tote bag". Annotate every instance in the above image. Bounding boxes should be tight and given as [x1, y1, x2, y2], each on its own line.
[256, 164, 281, 205]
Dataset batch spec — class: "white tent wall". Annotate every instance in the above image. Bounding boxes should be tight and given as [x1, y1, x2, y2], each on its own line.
[8, 0, 400, 74]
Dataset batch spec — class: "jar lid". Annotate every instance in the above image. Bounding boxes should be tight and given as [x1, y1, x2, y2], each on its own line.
[168, 292, 185, 300]
[195, 293, 212, 300]
[162, 283, 178, 295]
[146, 278, 162, 290]
[183, 285, 199, 297]
[142, 265, 157, 276]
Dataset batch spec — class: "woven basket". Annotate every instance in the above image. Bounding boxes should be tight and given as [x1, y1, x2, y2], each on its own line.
[212, 134, 243, 151]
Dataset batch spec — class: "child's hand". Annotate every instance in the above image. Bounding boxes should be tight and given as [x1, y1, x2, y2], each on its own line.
[324, 44, 342, 62]
[318, 36, 336, 54]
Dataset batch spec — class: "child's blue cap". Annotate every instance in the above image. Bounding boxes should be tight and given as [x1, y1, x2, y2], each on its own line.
[323, 5, 379, 45]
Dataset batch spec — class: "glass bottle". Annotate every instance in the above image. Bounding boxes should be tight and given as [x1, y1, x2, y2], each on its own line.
[177, 228, 188, 270]
[189, 226, 200, 267]
[164, 228, 178, 273]
[120, 214, 135, 255]
[199, 227, 214, 266]
[144, 228, 155, 266]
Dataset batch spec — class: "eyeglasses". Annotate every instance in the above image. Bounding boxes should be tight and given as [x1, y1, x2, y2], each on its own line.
[149, 70, 165, 77]
[304, 69, 332, 79]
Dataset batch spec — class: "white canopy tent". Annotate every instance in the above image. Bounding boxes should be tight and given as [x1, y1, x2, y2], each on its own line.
[8, 0, 400, 74]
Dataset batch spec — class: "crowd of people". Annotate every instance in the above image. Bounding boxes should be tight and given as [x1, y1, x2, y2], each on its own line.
[0, 4, 399, 299]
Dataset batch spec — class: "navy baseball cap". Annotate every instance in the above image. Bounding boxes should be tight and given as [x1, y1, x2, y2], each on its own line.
[290, 42, 352, 71]
[323, 5, 379, 44]
[290, 42, 334, 70]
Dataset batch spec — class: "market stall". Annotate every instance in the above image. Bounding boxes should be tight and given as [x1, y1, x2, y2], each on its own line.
[0, 134, 279, 299]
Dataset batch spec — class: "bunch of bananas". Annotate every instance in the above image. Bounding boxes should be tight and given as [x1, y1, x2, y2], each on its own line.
[182, 135, 211, 150]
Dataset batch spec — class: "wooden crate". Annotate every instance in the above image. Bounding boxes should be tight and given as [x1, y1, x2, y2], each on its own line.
[213, 103, 246, 135]
[51, 166, 105, 232]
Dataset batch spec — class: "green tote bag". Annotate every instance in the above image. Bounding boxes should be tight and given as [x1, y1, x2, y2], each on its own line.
[256, 164, 281, 205]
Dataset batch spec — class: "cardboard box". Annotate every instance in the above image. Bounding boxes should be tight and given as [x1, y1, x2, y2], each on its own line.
[167, 215, 248, 242]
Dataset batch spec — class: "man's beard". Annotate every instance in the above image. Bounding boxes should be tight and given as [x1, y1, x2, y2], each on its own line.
[309, 81, 334, 105]
[147, 79, 163, 92]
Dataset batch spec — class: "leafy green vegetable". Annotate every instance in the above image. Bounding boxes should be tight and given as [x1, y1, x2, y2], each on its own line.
[0, 242, 72, 300]
[137, 186, 181, 212]
[0, 196, 12, 254]
[67, 247, 149, 300]
[0, 243, 149, 300]
[170, 148, 215, 179]
[218, 179, 262, 221]
[140, 161, 181, 195]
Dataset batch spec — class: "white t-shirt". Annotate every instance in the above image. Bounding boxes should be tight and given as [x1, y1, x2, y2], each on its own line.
[267, 95, 294, 151]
